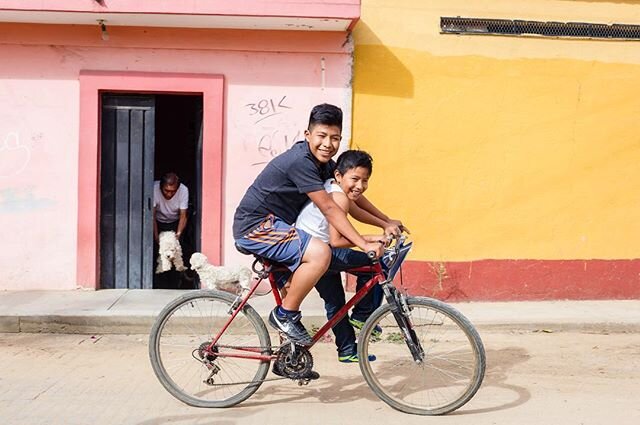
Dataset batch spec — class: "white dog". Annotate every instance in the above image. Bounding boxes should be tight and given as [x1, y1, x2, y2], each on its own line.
[156, 231, 186, 274]
[190, 252, 253, 293]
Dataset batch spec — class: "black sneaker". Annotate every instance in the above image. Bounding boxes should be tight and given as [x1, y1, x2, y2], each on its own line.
[272, 362, 320, 380]
[268, 307, 313, 346]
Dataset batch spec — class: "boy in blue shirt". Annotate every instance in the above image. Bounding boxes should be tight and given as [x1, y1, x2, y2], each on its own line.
[233, 104, 402, 349]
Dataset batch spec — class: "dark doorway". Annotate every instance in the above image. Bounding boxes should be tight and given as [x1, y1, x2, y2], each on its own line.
[153, 94, 203, 289]
[99, 93, 203, 290]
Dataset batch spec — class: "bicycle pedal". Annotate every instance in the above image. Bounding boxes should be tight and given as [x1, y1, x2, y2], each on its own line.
[275, 334, 303, 348]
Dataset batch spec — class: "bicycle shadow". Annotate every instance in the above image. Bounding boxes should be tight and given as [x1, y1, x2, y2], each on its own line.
[451, 346, 531, 415]
[137, 346, 532, 423]
[239, 367, 378, 407]
[136, 416, 236, 425]
[243, 345, 531, 413]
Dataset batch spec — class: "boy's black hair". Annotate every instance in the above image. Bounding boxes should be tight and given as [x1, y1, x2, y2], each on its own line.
[308, 103, 343, 131]
[335, 150, 373, 176]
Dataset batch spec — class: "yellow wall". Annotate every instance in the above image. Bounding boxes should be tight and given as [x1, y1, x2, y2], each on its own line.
[352, 0, 640, 261]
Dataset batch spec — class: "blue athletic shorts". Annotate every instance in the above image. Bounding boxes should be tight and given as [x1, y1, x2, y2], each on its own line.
[235, 214, 312, 273]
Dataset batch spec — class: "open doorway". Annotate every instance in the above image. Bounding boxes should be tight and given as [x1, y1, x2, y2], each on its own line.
[153, 94, 203, 289]
[99, 93, 203, 290]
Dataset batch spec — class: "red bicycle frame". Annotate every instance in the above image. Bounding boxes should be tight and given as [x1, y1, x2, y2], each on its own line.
[207, 260, 385, 361]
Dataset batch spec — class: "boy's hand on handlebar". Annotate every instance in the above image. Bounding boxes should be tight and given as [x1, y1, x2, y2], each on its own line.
[384, 219, 408, 237]
[363, 241, 384, 258]
[364, 234, 387, 245]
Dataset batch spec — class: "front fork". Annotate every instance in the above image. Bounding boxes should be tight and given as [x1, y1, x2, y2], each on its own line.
[382, 284, 425, 363]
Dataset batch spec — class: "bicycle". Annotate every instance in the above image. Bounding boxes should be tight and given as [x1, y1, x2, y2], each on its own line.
[149, 234, 486, 415]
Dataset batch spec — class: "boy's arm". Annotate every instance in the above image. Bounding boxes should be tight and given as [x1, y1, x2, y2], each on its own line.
[328, 192, 360, 248]
[307, 190, 383, 257]
[349, 201, 388, 228]
[350, 195, 410, 235]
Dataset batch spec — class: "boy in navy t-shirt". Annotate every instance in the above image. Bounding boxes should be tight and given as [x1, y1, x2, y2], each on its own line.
[234, 104, 402, 351]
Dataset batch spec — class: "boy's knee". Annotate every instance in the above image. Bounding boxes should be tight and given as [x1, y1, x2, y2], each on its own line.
[305, 239, 331, 270]
[317, 242, 331, 269]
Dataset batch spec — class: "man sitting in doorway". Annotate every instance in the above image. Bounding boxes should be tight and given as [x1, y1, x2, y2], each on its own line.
[153, 172, 189, 241]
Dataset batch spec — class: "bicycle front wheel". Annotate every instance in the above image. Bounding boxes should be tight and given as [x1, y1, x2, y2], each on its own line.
[149, 290, 271, 408]
[358, 297, 485, 415]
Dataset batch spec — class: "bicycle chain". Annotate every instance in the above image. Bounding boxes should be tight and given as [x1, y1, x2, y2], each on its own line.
[197, 343, 315, 386]
[214, 343, 280, 351]
[202, 376, 290, 386]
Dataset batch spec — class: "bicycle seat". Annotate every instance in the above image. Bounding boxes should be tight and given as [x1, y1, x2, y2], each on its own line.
[235, 243, 290, 275]
[235, 243, 253, 256]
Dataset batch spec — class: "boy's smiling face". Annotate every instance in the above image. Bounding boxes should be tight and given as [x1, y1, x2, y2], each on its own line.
[305, 124, 341, 163]
[335, 166, 370, 201]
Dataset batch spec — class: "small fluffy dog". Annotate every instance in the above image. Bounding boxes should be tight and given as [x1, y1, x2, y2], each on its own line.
[190, 252, 252, 293]
[156, 231, 186, 274]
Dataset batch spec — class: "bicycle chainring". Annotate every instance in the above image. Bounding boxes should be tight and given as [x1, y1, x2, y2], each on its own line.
[275, 344, 314, 380]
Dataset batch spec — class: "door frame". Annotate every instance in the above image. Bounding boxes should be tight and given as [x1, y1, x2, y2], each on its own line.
[77, 71, 224, 289]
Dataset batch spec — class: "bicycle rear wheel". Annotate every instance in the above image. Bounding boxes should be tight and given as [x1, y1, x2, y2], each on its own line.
[149, 290, 271, 408]
[358, 297, 485, 415]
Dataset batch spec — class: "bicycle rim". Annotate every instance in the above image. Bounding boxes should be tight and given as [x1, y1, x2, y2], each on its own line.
[358, 297, 485, 415]
[149, 290, 271, 408]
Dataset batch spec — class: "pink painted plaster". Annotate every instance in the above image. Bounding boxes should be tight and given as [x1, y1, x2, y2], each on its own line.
[0, 23, 352, 53]
[0, 24, 353, 290]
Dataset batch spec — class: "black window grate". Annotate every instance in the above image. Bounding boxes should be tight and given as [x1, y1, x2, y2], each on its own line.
[441, 16, 640, 40]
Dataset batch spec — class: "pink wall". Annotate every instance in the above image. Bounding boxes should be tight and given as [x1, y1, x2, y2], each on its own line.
[0, 23, 353, 290]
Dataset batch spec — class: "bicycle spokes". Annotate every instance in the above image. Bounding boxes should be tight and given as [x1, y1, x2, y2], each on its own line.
[357, 297, 485, 415]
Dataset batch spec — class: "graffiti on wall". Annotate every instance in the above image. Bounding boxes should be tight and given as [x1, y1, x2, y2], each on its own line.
[0, 131, 54, 213]
[252, 129, 302, 166]
[243, 95, 302, 166]
[245, 95, 292, 124]
[0, 132, 31, 177]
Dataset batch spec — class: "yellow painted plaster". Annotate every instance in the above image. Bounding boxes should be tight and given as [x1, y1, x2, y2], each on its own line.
[353, 0, 640, 260]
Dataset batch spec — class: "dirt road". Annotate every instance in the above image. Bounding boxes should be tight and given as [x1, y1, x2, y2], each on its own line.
[1, 330, 638, 424]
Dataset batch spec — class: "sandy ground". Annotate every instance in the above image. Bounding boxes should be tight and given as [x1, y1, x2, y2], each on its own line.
[0, 330, 639, 425]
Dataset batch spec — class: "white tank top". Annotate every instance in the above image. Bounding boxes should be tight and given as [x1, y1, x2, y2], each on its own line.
[296, 179, 343, 243]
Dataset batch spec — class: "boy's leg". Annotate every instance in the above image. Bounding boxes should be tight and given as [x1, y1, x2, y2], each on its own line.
[326, 248, 379, 321]
[268, 239, 329, 346]
[314, 271, 357, 358]
[351, 273, 382, 322]
[269, 238, 330, 345]
[282, 237, 330, 311]
[327, 247, 371, 272]
[322, 248, 380, 359]
[236, 216, 330, 345]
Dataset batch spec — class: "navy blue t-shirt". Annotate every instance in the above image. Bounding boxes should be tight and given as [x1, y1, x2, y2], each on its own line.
[233, 141, 336, 239]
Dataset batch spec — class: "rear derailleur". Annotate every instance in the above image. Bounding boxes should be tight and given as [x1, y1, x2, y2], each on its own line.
[196, 341, 220, 386]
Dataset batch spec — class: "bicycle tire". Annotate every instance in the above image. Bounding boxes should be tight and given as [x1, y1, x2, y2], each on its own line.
[358, 296, 485, 415]
[149, 290, 271, 408]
